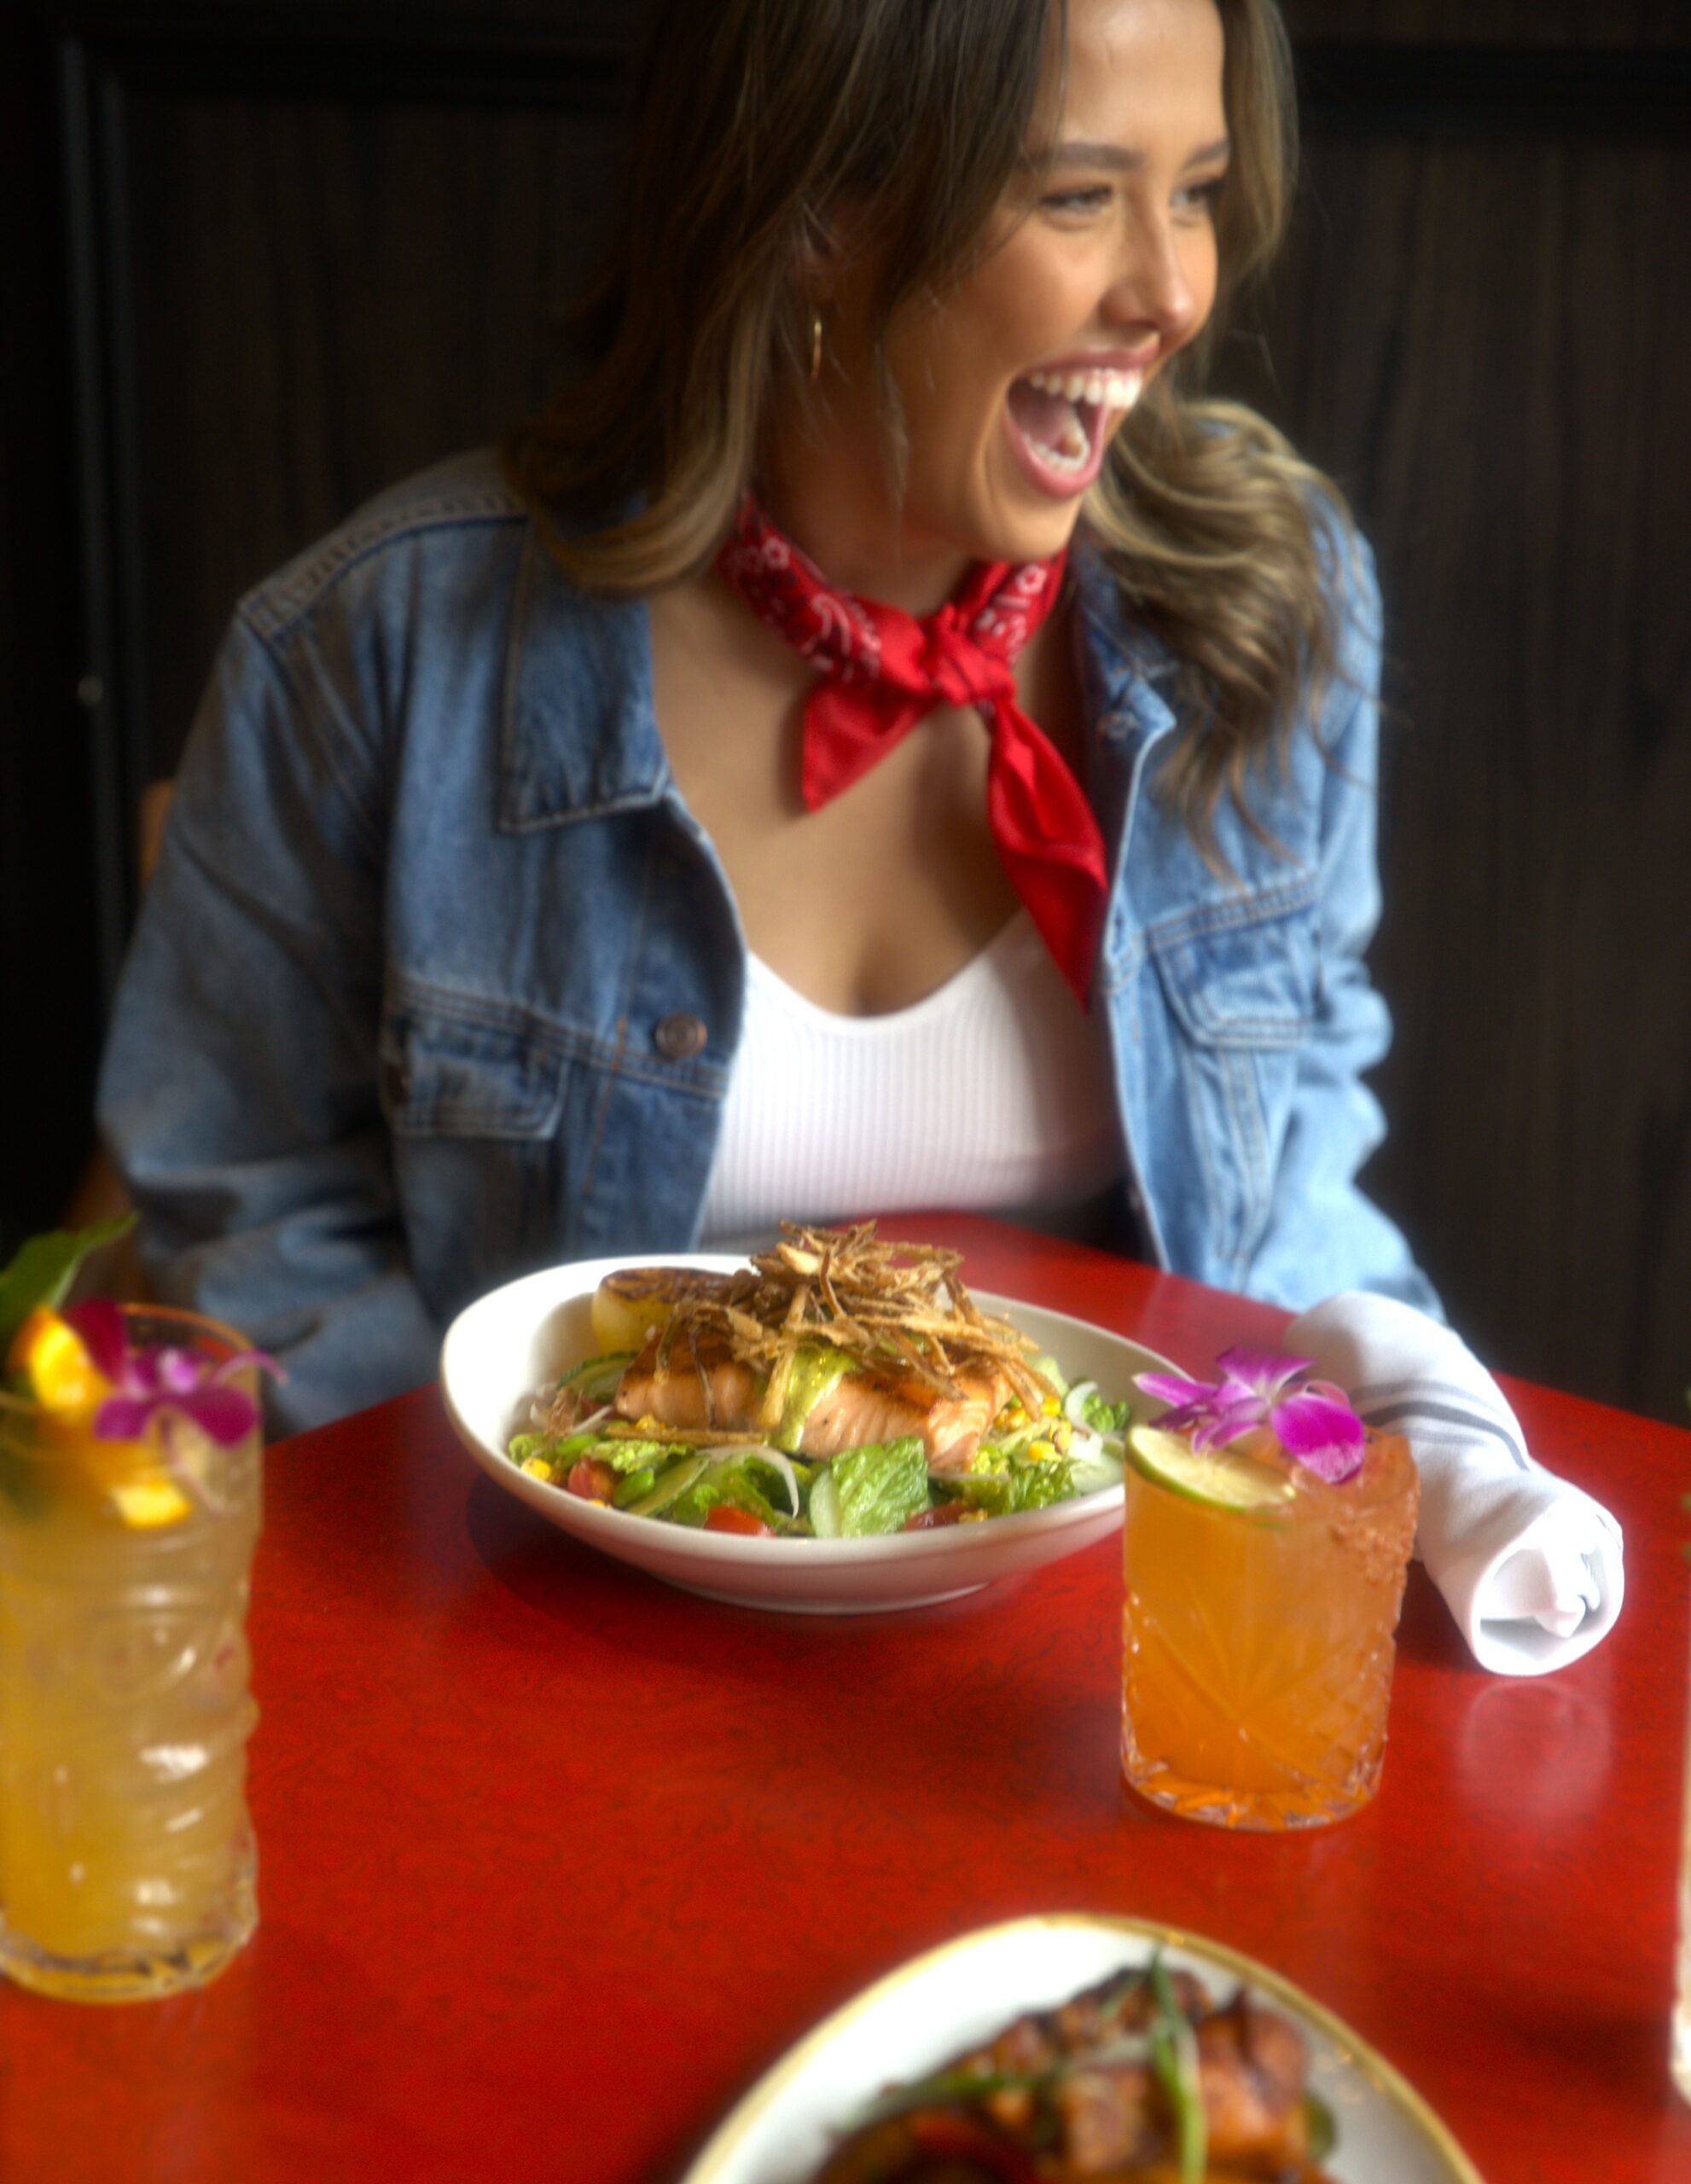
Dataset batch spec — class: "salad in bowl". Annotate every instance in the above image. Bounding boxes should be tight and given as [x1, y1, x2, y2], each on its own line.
[506, 1224, 1133, 1541]
[439, 1223, 1173, 1612]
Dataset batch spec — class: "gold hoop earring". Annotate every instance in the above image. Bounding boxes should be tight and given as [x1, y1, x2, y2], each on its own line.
[809, 309, 824, 383]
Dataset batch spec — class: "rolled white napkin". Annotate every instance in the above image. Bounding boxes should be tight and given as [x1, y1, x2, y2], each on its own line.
[1284, 1292, 1624, 1676]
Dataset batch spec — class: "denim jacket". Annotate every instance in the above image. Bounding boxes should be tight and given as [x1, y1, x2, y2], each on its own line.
[98, 450, 1438, 1430]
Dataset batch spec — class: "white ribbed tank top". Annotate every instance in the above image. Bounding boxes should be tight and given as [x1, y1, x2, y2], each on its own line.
[698, 911, 1124, 1252]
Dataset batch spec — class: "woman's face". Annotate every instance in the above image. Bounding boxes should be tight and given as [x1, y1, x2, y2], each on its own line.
[823, 0, 1229, 578]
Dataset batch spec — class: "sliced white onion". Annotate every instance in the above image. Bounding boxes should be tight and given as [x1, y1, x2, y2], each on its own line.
[809, 1467, 842, 1539]
[1063, 1379, 1098, 1424]
[749, 1446, 801, 1516]
[1061, 1378, 1128, 1452]
[702, 1442, 801, 1516]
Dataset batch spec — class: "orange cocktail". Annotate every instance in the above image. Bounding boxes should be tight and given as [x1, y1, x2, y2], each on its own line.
[1121, 1367, 1418, 1830]
[0, 1303, 263, 2000]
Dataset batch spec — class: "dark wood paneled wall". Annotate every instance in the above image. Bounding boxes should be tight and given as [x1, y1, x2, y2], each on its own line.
[125, 67, 626, 770]
[1, 3, 103, 1229]
[6, 0, 1688, 1423]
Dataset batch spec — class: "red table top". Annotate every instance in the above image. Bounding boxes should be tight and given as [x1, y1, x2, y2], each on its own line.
[3, 1213, 1688, 2182]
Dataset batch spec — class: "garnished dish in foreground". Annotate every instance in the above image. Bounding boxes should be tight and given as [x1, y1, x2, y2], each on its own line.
[505, 1226, 1132, 1539]
[1120, 1350, 1421, 1832]
[811, 1955, 1337, 2184]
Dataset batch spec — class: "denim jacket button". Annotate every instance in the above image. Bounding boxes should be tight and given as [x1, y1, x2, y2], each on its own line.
[654, 1011, 708, 1060]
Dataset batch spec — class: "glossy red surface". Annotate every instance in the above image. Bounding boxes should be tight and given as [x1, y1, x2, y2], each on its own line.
[3, 1214, 1688, 2181]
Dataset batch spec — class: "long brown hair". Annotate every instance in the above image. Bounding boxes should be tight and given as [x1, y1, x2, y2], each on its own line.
[504, 0, 1347, 852]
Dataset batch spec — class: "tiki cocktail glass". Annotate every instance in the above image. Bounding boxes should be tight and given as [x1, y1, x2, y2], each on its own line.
[0, 1305, 261, 2000]
[1121, 1428, 1419, 1830]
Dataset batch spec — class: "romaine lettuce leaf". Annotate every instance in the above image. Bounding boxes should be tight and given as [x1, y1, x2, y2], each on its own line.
[665, 1459, 787, 1531]
[825, 1436, 929, 1537]
[948, 1457, 1077, 1517]
[508, 1429, 665, 1476]
[591, 1438, 671, 1474]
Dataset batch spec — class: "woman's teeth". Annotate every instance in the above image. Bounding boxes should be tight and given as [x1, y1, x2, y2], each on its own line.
[1026, 366, 1145, 412]
[1005, 363, 1148, 485]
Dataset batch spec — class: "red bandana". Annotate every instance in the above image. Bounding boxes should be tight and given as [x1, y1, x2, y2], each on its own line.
[714, 495, 1108, 1004]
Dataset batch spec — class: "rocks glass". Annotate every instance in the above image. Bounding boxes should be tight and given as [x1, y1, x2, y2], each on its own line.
[1122, 1426, 1419, 1830]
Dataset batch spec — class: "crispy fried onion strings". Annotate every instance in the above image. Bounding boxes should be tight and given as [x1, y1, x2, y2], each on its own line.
[642, 1223, 1054, 1414]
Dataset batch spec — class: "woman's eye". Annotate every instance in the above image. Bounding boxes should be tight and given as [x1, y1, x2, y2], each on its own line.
[1041, 186, 1111, 214]
[1176, 177, 1227, 217]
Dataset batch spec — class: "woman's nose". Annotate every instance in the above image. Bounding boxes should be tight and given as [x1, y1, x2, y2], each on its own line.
[1103, 215, 1203, 346]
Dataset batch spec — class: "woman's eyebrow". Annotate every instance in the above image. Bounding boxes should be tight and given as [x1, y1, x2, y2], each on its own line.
[1043, 141, 1142, 172]
[1036, 135, 1232, 173]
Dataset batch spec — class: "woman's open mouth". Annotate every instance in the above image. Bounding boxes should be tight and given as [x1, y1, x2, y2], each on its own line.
[1003, 365, 1145, 498]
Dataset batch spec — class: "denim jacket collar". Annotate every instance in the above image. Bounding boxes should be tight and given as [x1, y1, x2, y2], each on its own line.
[1066, 537, 1183, 979]
[1069, 535, 1179, 732]
[498, 520, 1183, 839]
[498, 526, 671, 830]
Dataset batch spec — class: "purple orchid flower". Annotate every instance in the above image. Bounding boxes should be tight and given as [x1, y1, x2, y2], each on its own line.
[1135, 1343, 1367, 1483]
[64, 1298, 279, 1449]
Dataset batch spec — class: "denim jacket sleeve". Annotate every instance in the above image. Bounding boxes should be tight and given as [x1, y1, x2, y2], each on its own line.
[1235, 540, 1441, 1315]
[96, 610, 442, 1434]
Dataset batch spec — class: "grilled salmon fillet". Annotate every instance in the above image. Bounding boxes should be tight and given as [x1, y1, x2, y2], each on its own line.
[799, 1359, 1010, 1472]
[613, 1323, 1011, 1473]
[613, 1325, 763, 1434]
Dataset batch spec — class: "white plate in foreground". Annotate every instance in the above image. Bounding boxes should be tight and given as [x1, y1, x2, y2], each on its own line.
[682, 1914, 1483, 2184]
[439, 1252, 1177, 1613]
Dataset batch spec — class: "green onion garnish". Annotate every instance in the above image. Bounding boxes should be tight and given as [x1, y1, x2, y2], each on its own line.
[1148, 1955, 1206, 2184]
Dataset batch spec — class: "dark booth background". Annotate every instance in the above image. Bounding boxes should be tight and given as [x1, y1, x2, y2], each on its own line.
[3, 0, 1688, 1422]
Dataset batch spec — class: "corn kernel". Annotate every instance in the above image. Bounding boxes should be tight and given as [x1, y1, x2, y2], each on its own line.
[1028, 1439, 1055, 1464]
[521, 1456, 553, 1480]
[1041, 1396, 1060, 1417]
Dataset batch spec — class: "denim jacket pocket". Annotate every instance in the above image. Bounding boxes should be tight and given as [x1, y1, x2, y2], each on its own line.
[379, 996, 567, 1141]
[1147, 892, 1317, 1276]
[378, 991, 579, 1316]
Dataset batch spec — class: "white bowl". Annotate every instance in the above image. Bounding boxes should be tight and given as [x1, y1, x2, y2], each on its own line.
[439, 1252, 1177, 1614]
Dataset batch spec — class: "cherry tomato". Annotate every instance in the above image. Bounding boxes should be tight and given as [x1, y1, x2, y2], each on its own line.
[902, 1504, 968, 1530]
[565, 1458, 618, 1503]
[703, 1504, 771, 1536]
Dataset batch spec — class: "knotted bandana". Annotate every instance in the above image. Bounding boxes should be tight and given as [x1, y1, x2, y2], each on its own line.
[714, 495, 1107, 1004]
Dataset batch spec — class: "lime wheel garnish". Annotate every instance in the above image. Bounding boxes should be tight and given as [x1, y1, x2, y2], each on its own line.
[1125, 1424, 1298, 1512]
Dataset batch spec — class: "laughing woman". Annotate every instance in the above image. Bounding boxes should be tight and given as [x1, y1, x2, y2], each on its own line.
[98, 0, 1439, 1430]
